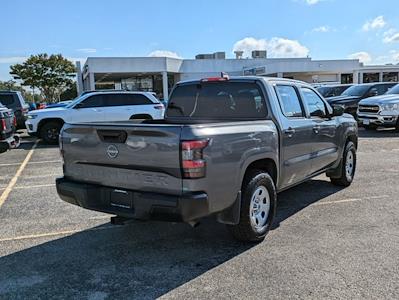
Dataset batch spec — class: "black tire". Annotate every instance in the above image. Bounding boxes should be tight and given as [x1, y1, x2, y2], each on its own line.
[395, 119, 399, 132]
[363, 124, 377, 130]
[40, 121, 62, 144]
[330, 141, 356, 187]
[228, 170, 277, 242]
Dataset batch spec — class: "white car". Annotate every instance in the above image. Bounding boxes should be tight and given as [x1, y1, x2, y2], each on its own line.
[26, 91, 165, 144]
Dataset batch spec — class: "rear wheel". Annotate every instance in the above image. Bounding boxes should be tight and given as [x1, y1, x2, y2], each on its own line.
[40, 121, 62, 144]
[228, 170, 277, 242]
[330, 141, 356, 187]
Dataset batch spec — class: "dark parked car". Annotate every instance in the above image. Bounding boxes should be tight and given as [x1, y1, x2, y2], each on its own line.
[326, 82, 396, 116]
[0, 91, 29, 129]
[0, 103, 20, 153]
[316, 84, 353, 98]
[56, 76, 358, 242]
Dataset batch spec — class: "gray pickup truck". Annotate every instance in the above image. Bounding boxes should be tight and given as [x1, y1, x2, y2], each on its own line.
[56, 76, 358, 242]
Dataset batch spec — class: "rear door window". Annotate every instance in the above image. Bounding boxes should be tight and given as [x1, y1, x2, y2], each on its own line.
[78, 95, 104, 108]
[104, 94, 153, 106]
[166, 81, 267, 120]
[0, 94, 15, 106]
[275, 85, 304, 117]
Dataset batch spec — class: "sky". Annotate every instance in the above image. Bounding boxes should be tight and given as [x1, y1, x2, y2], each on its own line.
[1, 0, 399, 81]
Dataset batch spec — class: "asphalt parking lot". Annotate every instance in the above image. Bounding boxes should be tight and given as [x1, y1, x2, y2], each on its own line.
[0, 130, 399, 299]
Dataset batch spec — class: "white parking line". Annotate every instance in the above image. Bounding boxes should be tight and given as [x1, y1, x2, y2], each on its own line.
[0, 225, 121, 243]
[0, 183, 56, 191]
[0, 140, 39, 209]
[0, 160, 61, 167]
[313, 198, 362, 206]
[14, 184, 56, 190]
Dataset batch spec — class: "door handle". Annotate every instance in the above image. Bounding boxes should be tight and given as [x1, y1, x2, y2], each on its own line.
[284, 127, 296, 137]
[313, 125, 321, 134]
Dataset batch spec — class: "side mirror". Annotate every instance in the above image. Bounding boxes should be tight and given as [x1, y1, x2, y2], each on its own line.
[74, 103, 84, 109]
[332, 105, 344, 117]
[312, 109, 327, 118]
[367, 89, 378, 97]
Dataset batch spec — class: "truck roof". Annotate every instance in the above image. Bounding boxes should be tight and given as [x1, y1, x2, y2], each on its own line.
[176, 76, 311, 86]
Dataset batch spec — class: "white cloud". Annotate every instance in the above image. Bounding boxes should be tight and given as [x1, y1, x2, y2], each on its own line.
[0, 56, 28, 64]
[348, 51, 372, 64]
[306, 0, 321, 4]
[233, 37, 309, 58]
[312, 26, 331, 33]
[148, 50, 181, 58]
[76, 48, 97, 53]
[383, 29, 399, 43]
[376, 50, 399, 64]
[362, 16, 386, 31]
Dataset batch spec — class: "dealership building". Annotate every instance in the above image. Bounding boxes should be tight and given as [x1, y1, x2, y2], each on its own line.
[76, 51, 399, 100]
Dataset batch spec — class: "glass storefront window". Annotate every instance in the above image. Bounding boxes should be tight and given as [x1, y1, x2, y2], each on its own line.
[120, 74, 175, 99]
[383, 72, 399, 82]
[363, 73, 379, 83]
[341, 73, 353, 84]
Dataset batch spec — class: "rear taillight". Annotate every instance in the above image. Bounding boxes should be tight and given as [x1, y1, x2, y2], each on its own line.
[181, 139, 209, 179]
[1, 119, 6, 131]
[13, 116, 17, 127]
[59, 131, 64, 163]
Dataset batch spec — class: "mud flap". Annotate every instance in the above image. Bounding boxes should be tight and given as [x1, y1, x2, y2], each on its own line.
[216, 191, 241, 225]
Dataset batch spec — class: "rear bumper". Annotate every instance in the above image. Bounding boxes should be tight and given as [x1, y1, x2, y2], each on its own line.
[56, 177, 210, 222]
[0, 134, 20, 153]
[357, 113, 398, 126]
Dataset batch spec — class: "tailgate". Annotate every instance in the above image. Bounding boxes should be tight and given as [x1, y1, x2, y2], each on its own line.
[62, 123, 183, 195]
[0, 110, 14, 136]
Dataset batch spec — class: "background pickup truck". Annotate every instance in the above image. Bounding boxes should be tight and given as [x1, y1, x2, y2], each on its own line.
[56, 76, 358, 242]
[0, 103, 20, 153]
[357, 83, 399, 131]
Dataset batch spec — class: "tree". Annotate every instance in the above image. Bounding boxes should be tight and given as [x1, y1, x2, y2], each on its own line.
[10, 54, 76, 103]
[60, 83, 77, 101]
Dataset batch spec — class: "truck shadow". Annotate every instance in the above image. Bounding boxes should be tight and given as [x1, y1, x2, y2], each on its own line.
[358, 127, 399, 138]
[0, 179, 342, 299]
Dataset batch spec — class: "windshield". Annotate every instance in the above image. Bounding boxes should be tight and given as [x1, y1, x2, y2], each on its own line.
[386, 84, 399, 95]
[166, 81, 267, 120]
[65, 95, 85, 108]
[316, 87, 333, 97]
[341, 85, 370, 97]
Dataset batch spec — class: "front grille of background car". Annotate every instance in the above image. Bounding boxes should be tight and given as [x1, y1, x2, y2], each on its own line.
[358, 105, 380, 114]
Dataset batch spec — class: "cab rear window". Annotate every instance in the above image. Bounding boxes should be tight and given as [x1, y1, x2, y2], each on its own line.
[166, 81, 267, 120]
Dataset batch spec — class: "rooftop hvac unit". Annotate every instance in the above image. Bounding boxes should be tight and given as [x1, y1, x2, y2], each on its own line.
[234, 51, 244, 59]
[213, 52, 226, 59]
[252, 50, 267, 59]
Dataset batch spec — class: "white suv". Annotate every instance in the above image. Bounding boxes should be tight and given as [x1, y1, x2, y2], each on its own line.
[26, 91, 165, 144]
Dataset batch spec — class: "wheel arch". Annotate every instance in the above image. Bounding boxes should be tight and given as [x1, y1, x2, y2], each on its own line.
[129, 114, 153, 120]
[241, 158, 278, 187]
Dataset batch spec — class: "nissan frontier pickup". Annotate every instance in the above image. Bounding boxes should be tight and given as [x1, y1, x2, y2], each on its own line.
[56, 76, 358, 242]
